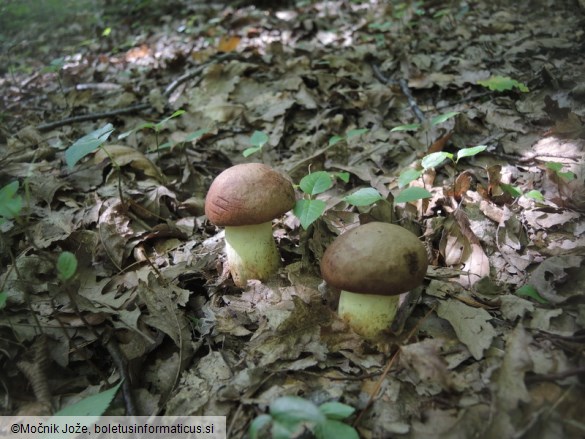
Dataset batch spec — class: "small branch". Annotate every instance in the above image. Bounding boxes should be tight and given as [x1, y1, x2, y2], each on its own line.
[37, 103, 149, 131]
[371, 62, 426, 123]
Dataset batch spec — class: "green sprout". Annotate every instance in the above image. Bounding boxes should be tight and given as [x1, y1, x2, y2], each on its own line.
[249, 396, 358, 439]
[243, 130, 269, 157]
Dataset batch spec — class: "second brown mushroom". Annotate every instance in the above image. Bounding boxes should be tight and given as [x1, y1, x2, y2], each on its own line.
[320, 222, 428, 339]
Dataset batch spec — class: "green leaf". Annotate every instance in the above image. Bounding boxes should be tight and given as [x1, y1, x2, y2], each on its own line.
[250, 130, 269, 147]
[65, 123, 114, 168]
[524, 190, 545, 202]
[391, 123, 421, 132]
[395, 187, 432, 203]
[0, 181, 23, 219]
[456, 145, 487, 162]
[421, 151, 452, 169]
[477, 75, 529, 92]
[249, 414, 272, 439]
[545, 162, 564, 172]
[319, 402, 355, 420]
[398, 168, 422, 188]
[346, 128, 369, 139]
[57, 251, 78, 281]
[430, 111, 459, 126]
[501, 183, 522, 197]
[314, 419, 359, 439]
[344, 188, 383, 206]
[185, 129, 208, 142]
[54, 381, 122, 416]
[293, 199, 326, 229]
[329, 135, 345, 146]
[243, 146, 263, 157]
[516, 285, 548, 304]
[0, 291, 7, 310]
[299, 171, 334, 196]
[155, 109, 185, 130]
[557, 171, 576, 182]
[335, 172, 350, 183]
[270, 396, 326, 426]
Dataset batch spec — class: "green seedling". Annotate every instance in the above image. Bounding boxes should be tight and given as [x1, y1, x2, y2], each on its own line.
[57, 251, 78, 281]
[0, 181, 23, 222]
[294, 171, 383, 229]
[477, 75, 529, 93]
[293, 171, 349, 230]
[524, 190, 545, 202]
[65, 123, 114, 168]
[243, 130, 269, 157]
[0, 291, 6, 310]
[391, 111, 459, 133]
[516, 284, 548, 304]
[328, 128, 369, 147]
[546, 162, 576, 182]
[54, 381, 122, 417]
[118, 109, 185, 150]
[294, 171, 333, 230]
[249, 396, 358, 439]
[394, 145, 487, 203]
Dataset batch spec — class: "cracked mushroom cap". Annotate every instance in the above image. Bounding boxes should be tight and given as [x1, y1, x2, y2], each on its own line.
[205, 163, 295, 226]
[320, 222, 428, 295]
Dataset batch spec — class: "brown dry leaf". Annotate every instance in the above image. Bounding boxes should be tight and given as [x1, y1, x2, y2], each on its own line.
[437, 299, 497, 360]
[95, 144, 165, 182]
[217, 35, 241, 52]
[399, 338, 453, 392]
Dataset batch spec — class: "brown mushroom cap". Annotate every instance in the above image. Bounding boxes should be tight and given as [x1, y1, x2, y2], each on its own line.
[320, 222, 428, 295]
[205, 163, 295, 226]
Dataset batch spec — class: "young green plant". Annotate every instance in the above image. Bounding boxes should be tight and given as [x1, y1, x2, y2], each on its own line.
[395, 145, 487, 203]
[249, 396, 358, 439]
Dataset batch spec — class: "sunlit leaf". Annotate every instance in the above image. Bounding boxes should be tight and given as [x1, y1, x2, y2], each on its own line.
[242, 146, 263, 157]
[319, 402, 355, 420]
[57, 251, 78, 281]
[335, 172, 350, 183]
[398, 168, 422, 188]
[421, 151, 452, 169]
[501, 184, 522, 197]
[516, 285, 548, 304]
[344, 188, 383, 206]
[249, 414, 272, 439]
[155, 109, 185, 130]
[270, 396, 325, 426]
[477, 75, 529, 92]
[293, 199, 326, 229]
[329, 135, 344, 146]
[430, 111, 459, 125]
[456, 145, 487, 161]
[0, 181, 22, 219]
[391, 123, 421, 132]
[299, 171, 334, 195]
[54, 381, 122, 416]
[185, 129, 208, 142]
[346, 128, 369, 139]
[65, 124, 114, 168]
[524, 190, 544, 202]
[394, 187, 432, 203]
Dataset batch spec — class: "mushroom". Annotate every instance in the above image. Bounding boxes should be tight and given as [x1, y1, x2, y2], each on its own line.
[205, 163, 295, 287]
[320, 222, 428, 339]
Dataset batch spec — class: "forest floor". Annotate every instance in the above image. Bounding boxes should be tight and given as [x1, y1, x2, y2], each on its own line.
[1, 0, 584, 438]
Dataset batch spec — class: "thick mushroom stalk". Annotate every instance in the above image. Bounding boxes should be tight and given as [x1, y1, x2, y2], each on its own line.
[205, 163, 295, 287]
[337, 291, 399, 340]
[224, 222, 280, 286]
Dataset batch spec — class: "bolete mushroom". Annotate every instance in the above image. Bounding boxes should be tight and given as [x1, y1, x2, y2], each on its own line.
[320, 222, 428, 339]
[205, 163, 295, 287]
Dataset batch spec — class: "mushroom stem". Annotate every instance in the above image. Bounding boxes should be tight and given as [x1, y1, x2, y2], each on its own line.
[338, 290, 400, 339]
[224, 221, 280, 287]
